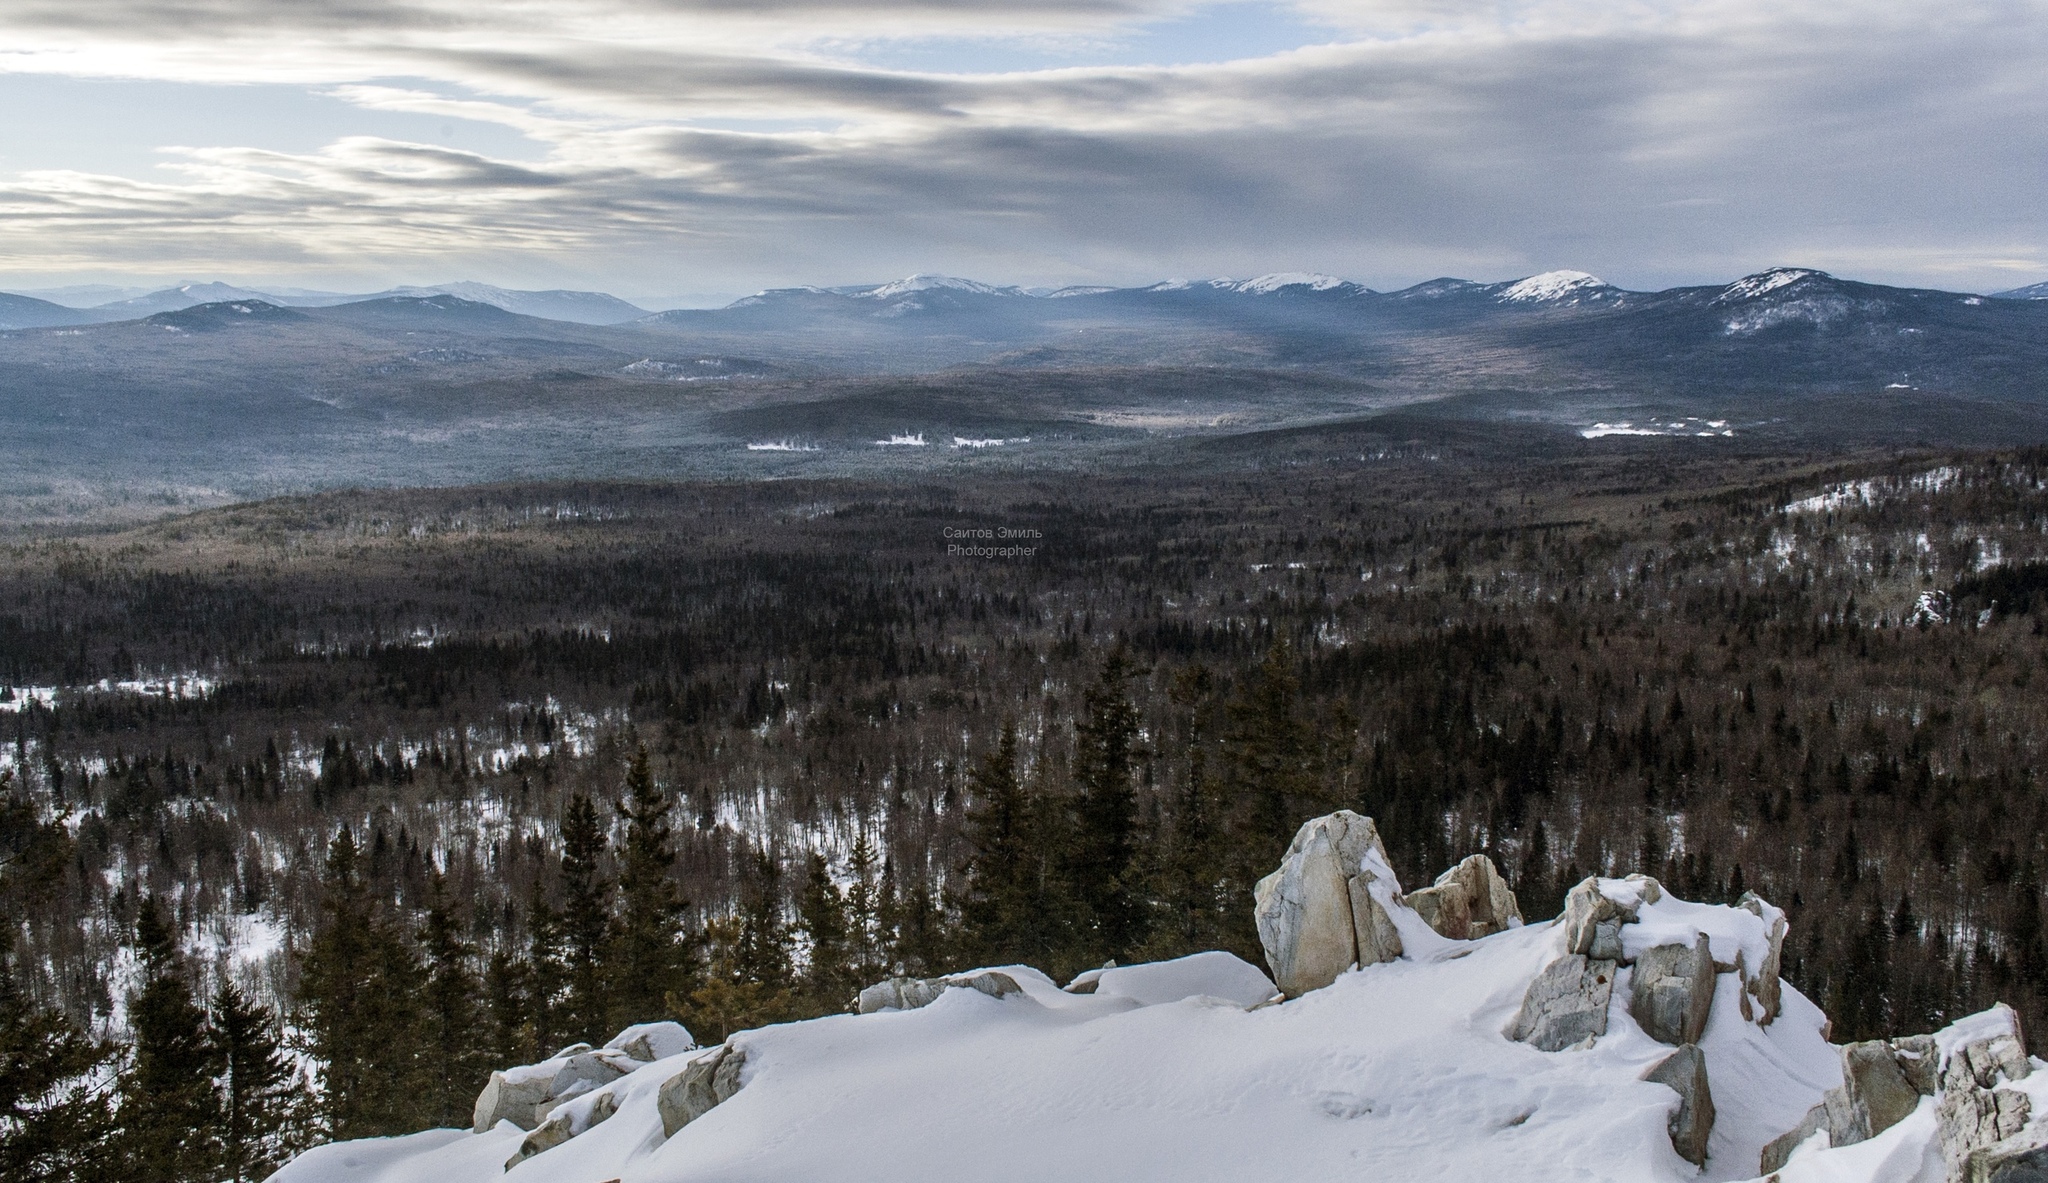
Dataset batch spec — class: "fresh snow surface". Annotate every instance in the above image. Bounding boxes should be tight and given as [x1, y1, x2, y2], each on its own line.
[1783, 466, 1960, 514]
[1581, 418, 1734, 439]
[1499, 270, 1608, 301]
[273, 884, 1861, 1183]
[873, 433, 927, 447]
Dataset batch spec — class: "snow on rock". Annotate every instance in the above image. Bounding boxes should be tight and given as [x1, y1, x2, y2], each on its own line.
[1406, 852, 1523, 939]
[605, 1022, 695, 1063]
[1499, 269, 1609, 302]
[1066, 951, 1276, 1009]
[1251, 810, 1404, 996]
[1226, 272, 1352, 294]
[858, 275, 1021, 299]
[272, 813, 2041, 1183]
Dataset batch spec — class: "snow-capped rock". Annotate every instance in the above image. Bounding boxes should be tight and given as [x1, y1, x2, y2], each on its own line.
[1713, 268, 1827, 304]
[1251, 810, 1403, 996]
[1405, 852, 1522, 939]
[272, 815, 2046, 1183]
[1221, 272, 1354, 294]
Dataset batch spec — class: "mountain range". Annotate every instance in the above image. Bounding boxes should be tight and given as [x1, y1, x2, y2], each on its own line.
[5, 265, 2048, 524]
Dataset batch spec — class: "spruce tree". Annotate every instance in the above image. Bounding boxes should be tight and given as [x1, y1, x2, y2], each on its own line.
[959, 723, 1031, 964]
[120, 896, 222, 1183]
[483, 948, 530, 1068]
[1071, 648, 1143, 960]
[611, 749, 697, 1029]
[1220, 643, 1322, 887]
[0, 947, 114, 1183]
[559, 792, 611, 1043]
[844, 832, 886, 986]
[677, 854, 794, 1043]
[795, 852, 852, 1011]
[208, 982, 303, 1183]
[522, 882, 568, 1057]
[419, 873, 486, 1126]
[299, 828, 424, 1138]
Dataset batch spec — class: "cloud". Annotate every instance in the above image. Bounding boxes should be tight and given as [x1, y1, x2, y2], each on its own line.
[0, 0, 2042, 291]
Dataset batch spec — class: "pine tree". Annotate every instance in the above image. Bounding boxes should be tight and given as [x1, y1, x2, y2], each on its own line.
[611, 749, 697, 1030]
[795, 852, 852, 1011]
[120, 896, 222, 1183]
[0, 946, 114, 1183]
[208, 982, 304, 1183]
[1071, 648, 1144, 961]
[419, 873, 486, 1127]
[558, 792, 611, 1043]
[1142, 664, 1233, 961]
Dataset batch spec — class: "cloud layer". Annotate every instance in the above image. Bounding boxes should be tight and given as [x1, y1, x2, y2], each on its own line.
[1, 0, 2044, 293]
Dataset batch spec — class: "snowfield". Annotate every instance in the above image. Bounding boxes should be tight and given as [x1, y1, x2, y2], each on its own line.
[262, 887, 2036, 1183]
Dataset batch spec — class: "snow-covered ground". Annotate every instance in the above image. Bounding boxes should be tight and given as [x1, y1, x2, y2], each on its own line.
[258, 878, 2030, 1183]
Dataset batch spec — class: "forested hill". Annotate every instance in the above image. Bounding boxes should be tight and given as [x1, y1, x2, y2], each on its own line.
[4, 441, 2048, 1177]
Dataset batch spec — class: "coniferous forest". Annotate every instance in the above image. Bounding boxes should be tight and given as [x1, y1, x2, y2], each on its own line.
[5, 434, 2048, 1180]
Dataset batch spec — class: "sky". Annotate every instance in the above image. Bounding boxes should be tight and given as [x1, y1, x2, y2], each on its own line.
[0, 0, 2044, 306]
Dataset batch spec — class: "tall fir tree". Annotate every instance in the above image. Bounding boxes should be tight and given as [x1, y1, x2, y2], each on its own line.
[207, 982, 304, 1183]
[0, 946, 114, 1183]
[483, 948, 530, 1069]
[1071, 647, 1144, 961]
[120, 896, 222, 1183]
[957, 723, 1080, 975]
[419, 873, 486, 1127]
[1143, 663, 1235, 960]
[522, 881, 569, 1057]
[795, 852, 852, 1011]
[678, 853, 795, 1043]
[298, 828, 424, 1138]
[611, 749, 698, 1029]
[844, 832, 887, 986]
[558, 793, 612, 1043]
[1220, 643, 1324, 891]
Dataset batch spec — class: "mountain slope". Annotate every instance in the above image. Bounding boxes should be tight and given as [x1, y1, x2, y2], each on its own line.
[0, 291, 96, 329]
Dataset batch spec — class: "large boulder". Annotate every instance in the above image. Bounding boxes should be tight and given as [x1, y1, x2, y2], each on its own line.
[855, 970, 1023, 1014]
[1561, 876, 1659, 962]
[1407, 854, 1522, 940]
[1829, 1039, 1926, 1146]
[474, 1070, 555, 1133]
[1253, 811, 1401, 996]
[1735, 892, 1788, 1025]
[1506, 953, 1616, 1052]
[505, 1091, 618, 1171]
[657, 1043, 748, 1138]
[1629, 934, 1714, 1046]
[1938, 1006, 2037, 1183]
[604, 1021, 695, 1063]
[1642, 1044, 1715, 1167]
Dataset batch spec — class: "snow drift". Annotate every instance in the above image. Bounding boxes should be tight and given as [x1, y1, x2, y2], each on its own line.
[270, 814, 2046, 1183]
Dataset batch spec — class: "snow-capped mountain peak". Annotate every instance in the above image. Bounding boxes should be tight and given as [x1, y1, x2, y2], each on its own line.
[1226, 272, 1353, 294]
[1498, 270, 1609, 302]
[859, 275, 1021, 300]
[1714, 268, 1828, 304]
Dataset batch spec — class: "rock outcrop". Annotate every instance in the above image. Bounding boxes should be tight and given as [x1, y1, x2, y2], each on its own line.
[604, 1021, 694, 1064]
[1760, 1009, 2036, 1178]
[1406, 854, 1522, 940]
[1642, 1044, 1715, 1166]
[473, 1043, 637, 1133]
[657, 1043, 749, 1138]
[1506, 953, 1616, 1052]
[1561, 875, 1658, 961]
[506, 1091, 617, 1171]
[1761, 1033, 1942, 1171]
[1936, 1006, 2037, 1183]
[1252, 811, 1403, 996]
[855, 970, 1023, 1014]
[1735, 892, 1787, 1025]
[1629, 934, 1715, 1046]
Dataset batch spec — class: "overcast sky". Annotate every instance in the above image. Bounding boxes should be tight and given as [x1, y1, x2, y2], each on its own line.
[0, 0, 2043, 304]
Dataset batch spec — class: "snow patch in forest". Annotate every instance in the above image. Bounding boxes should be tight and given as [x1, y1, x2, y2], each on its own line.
[1784, 465, 1960, 513]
